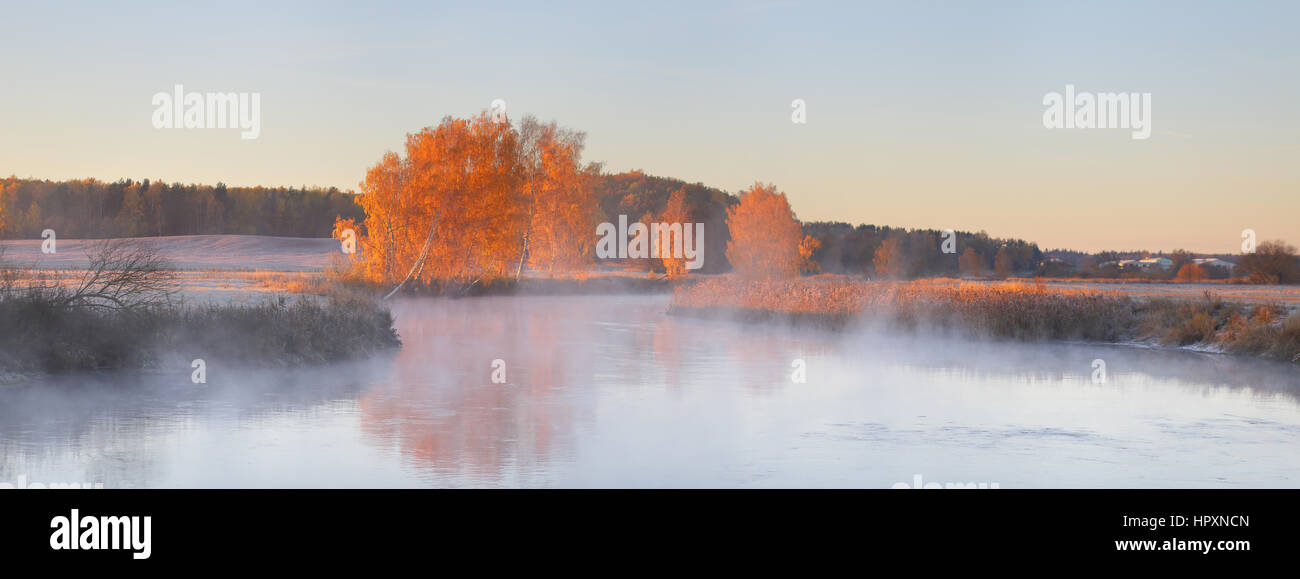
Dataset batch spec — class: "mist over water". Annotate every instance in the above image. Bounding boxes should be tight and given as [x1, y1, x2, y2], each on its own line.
[2, 295, 1298, 488]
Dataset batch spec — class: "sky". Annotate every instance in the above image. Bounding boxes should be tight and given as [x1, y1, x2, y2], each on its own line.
[1, 0, 1296, 253]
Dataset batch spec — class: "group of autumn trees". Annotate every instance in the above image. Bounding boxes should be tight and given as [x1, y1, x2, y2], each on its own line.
[334, 111, 1061, 287]
[336, 111, 1298, 284]
[333, 111, 823, 286]
[335, 113, 604, 285]
[0, 176, 363, 238]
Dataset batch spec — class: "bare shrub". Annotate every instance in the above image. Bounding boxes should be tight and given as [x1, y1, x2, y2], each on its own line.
[59, 240, 178, 311]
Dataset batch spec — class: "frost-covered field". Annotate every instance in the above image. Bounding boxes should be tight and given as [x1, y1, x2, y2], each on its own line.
[4, 235, 1299, 307]
[0, 235, 343, 304]
[0, 235, 340, 271]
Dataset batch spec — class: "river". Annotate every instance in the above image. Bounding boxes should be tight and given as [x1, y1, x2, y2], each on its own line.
[2, 295, 1298, 488]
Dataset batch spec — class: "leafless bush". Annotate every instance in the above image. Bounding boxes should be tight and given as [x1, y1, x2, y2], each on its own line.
[57, 240, 178, 311]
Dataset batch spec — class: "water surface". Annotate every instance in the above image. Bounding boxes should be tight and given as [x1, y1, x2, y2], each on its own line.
[3, 295, 1298, 488]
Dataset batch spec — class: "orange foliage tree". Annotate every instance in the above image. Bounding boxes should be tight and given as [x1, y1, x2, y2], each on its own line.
[343, 112, 598, 289]
[1175, 263, 1207, 282]
[798, 235, 822, 274]
[873, 235, 906, 279]
[516, 116, 602, 278]
[656, 187, 692, 277]
[724, 182, 803, 278]
[350, 152, 408, 281]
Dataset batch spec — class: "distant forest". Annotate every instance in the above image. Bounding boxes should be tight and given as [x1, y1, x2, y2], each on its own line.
[802, 222, 1041, 278]
[0, 176, 365, 239]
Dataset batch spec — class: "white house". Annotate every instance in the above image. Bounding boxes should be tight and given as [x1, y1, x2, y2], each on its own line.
[1138, 257, 1173, 270]
[1193, 258, 1235, 272]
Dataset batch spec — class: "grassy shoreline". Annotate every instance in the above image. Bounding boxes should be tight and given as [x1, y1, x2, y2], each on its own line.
[670, 277, 1300, 365]
[0, 241, 403, 380]
[0, 292, 401, 377]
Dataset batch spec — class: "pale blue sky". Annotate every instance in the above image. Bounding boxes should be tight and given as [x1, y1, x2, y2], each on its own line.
[1, 0, 1296, 252]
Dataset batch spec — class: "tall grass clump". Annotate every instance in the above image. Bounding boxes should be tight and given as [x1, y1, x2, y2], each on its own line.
[1134, 292, 1236, 346]
[1211, 302, 1300, 363]
[671, 276, 1136, 340]
[884, 280, 1135, 341]
[671, 275, 1299, 364]
[162, 294, 400, 366]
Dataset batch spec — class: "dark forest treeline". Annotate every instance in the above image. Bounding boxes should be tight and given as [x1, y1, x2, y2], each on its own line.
[0, 176, 365, 239]
[802, 221, 1042, 278]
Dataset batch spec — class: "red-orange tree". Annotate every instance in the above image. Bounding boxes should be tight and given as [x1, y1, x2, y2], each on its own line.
[724, 182, 803, 278]
[516, 116, 602, 277]
[344, 112, 597, 288]
[348, 113, 524, 287]
[657, 187, 692, 277]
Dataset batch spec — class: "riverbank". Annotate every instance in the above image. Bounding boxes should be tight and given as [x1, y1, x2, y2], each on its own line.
[669, 276, 1300, 365]
[0, 291, 400, 377]
[0, 240, 402, 379]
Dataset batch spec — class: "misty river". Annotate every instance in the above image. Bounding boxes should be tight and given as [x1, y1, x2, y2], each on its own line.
[3, 295, 1299, 488]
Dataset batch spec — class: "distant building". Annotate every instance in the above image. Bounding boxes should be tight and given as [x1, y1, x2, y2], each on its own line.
[1138, 257, 1173, 270]
[1193, 258, 1235, 272]
[1097, 256, 1233, 276]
